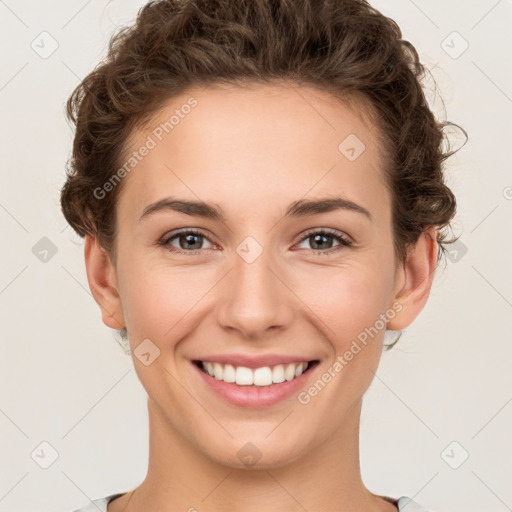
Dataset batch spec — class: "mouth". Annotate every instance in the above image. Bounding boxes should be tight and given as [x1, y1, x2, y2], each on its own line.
[193, 359, 320, 387]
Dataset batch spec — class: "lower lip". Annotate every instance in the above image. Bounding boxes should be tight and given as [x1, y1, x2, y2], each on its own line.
[192, 361, 319, 408]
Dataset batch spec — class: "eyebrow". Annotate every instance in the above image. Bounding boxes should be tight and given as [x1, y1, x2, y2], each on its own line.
[138, 196, 372, 222]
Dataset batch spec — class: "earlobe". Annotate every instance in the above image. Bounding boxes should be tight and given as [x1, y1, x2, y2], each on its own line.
[387, 226, 438, 331]
[84, 234, 125, 330]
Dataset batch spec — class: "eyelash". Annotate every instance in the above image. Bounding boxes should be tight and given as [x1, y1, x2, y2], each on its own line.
[159, 228, 353, 256]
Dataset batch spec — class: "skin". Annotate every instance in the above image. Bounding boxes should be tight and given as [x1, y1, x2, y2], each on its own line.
[84, 82, 438, 512]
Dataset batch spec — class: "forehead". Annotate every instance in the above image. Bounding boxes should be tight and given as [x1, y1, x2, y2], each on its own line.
[117, 83, 390, 224]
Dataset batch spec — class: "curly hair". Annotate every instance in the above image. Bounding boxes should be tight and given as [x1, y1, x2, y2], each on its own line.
[60, 0, 466, 274]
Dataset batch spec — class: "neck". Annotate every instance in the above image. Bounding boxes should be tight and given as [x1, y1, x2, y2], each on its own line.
[111, 398, 393, 512]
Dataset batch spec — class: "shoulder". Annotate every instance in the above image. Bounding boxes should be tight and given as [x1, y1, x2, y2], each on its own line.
[398, 496, 438, 512]
[70, 493, 125, 512]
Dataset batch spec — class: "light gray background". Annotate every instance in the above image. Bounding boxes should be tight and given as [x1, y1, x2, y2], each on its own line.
[0, 1, 511, 511]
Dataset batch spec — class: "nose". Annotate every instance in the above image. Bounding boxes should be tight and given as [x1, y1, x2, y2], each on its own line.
[215, 244, 295, 340]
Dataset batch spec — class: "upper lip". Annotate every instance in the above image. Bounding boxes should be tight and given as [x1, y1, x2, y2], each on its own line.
[193, 354, 317, 369]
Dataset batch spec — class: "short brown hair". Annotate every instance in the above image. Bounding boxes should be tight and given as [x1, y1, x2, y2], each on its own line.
[60, 0, 466, 269]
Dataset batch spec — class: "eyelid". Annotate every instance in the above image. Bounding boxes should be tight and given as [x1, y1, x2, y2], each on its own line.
[161, 227, 211, 241]
[297, 227, 353, 245]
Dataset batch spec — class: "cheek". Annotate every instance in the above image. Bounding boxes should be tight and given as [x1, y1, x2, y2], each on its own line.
[118, 255, 216, 342]
[298, 262, 392, 346]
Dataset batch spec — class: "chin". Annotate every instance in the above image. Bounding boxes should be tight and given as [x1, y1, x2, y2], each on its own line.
[201, 436, 308, 471]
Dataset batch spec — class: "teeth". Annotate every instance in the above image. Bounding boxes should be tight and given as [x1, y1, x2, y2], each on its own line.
[235, 366, 253, 385]
[223, 364, 236, 383]
[272, 365, 285, 383]
[213, 362, 223, 380]
[284, 363, 296, 381]
[200, 361, 310, 386]
[253, 366, 272, 386]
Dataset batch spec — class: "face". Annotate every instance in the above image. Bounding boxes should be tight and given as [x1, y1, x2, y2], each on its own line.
[87, 82, 434, 469]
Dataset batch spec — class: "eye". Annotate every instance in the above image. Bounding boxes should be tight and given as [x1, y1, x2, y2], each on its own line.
[295, 228, 352, 254]
[160, 229, 214, 254]
[159, 227, 352, 256]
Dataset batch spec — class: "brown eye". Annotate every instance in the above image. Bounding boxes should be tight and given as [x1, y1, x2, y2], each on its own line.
[161, 229, 214, 254]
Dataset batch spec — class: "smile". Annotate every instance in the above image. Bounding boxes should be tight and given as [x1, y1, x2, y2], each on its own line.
[191, 357, 321, 408]
[197, 360, 312, 386]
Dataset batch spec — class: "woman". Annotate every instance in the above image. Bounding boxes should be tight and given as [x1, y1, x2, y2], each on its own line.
[62, 0, 465, 510]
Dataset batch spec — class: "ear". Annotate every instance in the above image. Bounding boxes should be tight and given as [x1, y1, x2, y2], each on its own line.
[387, 226, 438, 330]
[84, 234, 125, 330]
